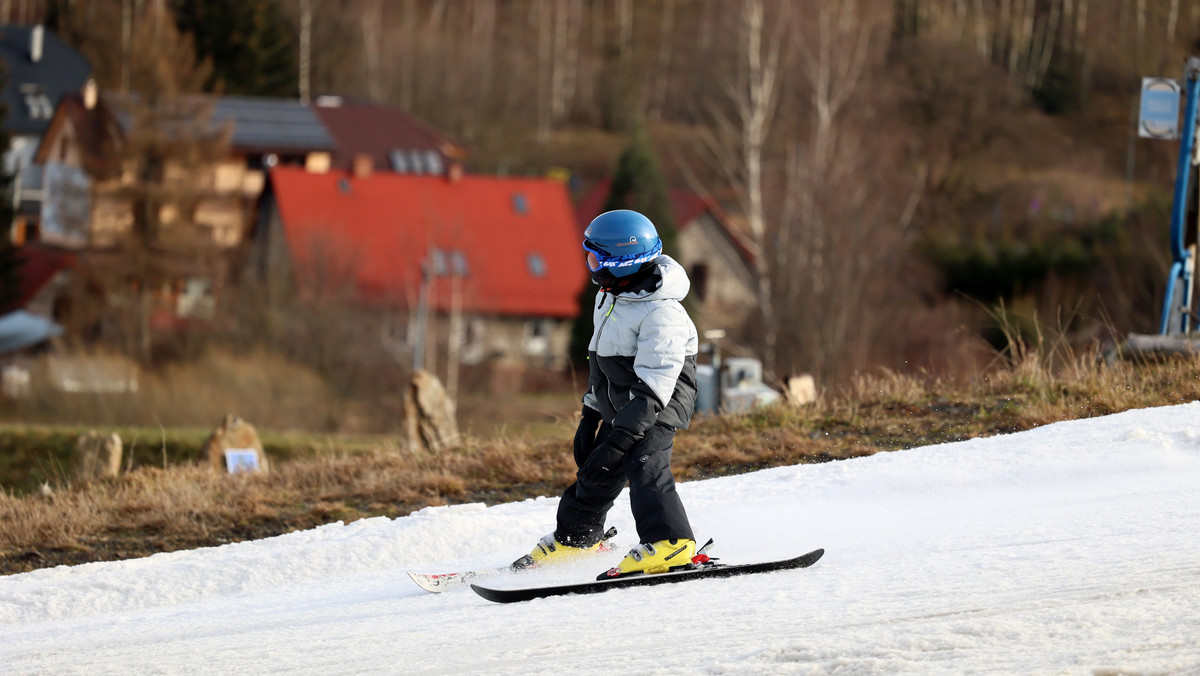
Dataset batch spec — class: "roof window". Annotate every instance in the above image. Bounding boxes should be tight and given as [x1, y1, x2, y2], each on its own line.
[429, 249, 447, 276]
[428, 249, 469, 277]
[424, 151, 444, 175]
[526, 253, 547, 278]
[337, 177, 351, 194]
[450, 250, 469, 277]
[388, 149, 408, 173]
[512, 193, 529, 215]
[20, 84, 52, 120]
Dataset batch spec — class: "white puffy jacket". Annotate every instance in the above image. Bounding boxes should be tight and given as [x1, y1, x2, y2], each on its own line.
[582, 255, 700, 440]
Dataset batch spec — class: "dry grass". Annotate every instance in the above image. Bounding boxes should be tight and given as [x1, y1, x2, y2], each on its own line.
[7, 347, 341, 431]
[4, 345, 1200, 575]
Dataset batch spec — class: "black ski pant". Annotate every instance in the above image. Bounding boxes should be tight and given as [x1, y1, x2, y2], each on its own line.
[555, 421, 694, 547]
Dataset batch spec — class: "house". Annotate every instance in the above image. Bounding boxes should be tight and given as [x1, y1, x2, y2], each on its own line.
[27, 91, 339, 327]
[576, 180, 757, 329]
[311, 97, 468, 174]
[0, 24, 92, 167]
[1, 241, 76, 318]
[0, 24, 92, 237]
[33, 91, 339, 249]
[252, 165, 587, 374]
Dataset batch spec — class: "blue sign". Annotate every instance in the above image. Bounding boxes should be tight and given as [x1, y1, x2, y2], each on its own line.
[1140, 78, 1181, 139]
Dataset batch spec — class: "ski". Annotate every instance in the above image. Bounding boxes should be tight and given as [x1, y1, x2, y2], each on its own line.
[471, 546, 824, 604]
[407, 526, 619, 593]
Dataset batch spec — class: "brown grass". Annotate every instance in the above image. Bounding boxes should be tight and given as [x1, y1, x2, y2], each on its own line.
[3, 345, 1200, 575]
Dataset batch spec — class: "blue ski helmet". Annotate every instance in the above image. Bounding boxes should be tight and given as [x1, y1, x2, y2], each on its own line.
[582, 210, 662, 278]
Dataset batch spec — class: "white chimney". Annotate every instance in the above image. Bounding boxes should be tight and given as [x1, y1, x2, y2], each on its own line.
[31, 25, 44, 63]
[83, 78, 97, 110]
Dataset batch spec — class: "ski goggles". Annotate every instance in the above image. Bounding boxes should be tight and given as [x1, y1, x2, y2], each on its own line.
[582, 239, 662, 273]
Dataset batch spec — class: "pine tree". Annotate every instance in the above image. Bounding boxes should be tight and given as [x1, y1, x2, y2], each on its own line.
[601, 122, 678, 258]
[569, 121, 679, 368]
[172, 0, 298, 97]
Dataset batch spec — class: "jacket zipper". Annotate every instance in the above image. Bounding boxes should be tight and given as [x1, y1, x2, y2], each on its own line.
[595, 292, 618, 409]
[594, 292, 614, 346]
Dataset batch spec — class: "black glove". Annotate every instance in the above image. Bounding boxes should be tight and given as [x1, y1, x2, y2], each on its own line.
[578, 428, 638, 484]
[573, 406, 603, 468]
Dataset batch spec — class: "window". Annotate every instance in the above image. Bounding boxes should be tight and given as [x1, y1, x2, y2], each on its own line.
[691, 263, 710, 301]
[526, 253, 547, 278]
[429, 249, 447, 276]
[336, 177, 351, 194]
[428, 249, 468, 277]
[424, 151, 444, 175]
[20, 84, 52, 119]
[450, 250, 469, 277]
[176, 278, 215, 319]
[512, 193, 529, 215]
[388, 149, 408, 173]
[523, 319, 550, 357]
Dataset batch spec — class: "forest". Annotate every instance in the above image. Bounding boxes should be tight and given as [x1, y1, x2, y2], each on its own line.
[17, 0, 1200, 388]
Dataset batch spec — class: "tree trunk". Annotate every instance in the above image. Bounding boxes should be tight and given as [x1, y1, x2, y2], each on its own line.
[739, 0, 785, 376]
[361, 0, 384, 102]
[536, 0, 552, 143]
[648, 0, 676, 120]
[299, 0, 316, 104]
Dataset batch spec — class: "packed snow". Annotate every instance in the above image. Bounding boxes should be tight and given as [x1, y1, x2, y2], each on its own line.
[3, 403, 1200, 675]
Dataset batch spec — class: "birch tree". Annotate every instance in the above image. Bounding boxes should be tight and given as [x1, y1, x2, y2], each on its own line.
[698, 0, 788, 374]
[775, 0, 900, 382]
[298, 0, 317, 103]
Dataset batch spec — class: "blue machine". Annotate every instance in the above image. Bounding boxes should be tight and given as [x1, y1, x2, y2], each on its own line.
[1159, 58, 1200, 336]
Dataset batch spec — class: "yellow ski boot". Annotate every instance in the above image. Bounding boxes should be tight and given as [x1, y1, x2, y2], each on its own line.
[609, 539, 696, 577]
[512, 529, 616, 570]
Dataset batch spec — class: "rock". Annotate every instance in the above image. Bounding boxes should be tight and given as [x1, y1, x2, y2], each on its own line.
[69, 431, 123, 481]
[201, 414, 269, 474]
[405, 369, 460, 451]
[785, 373, 818, 406]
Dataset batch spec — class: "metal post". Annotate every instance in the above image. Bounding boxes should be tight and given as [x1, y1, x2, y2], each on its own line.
[1160, 58, 1200, 335]
[413, 259, 429, 371]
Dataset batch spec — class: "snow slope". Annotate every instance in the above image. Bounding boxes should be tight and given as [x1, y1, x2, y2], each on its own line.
[3, 403, 1200, 675]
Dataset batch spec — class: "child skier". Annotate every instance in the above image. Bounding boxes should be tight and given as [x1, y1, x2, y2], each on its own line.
[517, 209, 700, 576]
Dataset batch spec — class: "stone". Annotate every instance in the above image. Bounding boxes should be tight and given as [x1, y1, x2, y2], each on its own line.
[785, 373, 818, 406]
[405, 369, 460, 452]
[201, 414, 269, 474]
[70, 431, 123, 481]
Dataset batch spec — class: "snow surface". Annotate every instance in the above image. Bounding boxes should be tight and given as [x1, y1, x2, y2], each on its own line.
[3, 403, 1200, 675]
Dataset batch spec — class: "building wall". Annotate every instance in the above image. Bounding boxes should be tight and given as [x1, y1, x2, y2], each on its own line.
[677, 213, 757, 329]
[38, 110, 300, 251]
[413, 312, 574, 372]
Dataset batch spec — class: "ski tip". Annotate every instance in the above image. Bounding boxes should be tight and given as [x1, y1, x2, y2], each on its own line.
[469, 583, 507, 604]
[408, 571, 448, 593]
[802, 548, 825, 567]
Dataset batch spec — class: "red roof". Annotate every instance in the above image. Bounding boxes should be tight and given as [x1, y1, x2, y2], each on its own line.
[268, 167, 587, 318]
[1, 243, 76, 315]
[312, 101, 468, 171]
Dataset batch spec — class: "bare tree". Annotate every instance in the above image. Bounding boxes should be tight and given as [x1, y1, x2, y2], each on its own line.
[697, 0, 788, 374]
[110, 1, 230, 362]
[360, 0, 385, 102]
[297, 0, 322, 104]
[647, 0, 676, 121]
[550, 0, 583, 128]
[773, 0, 902, 382]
